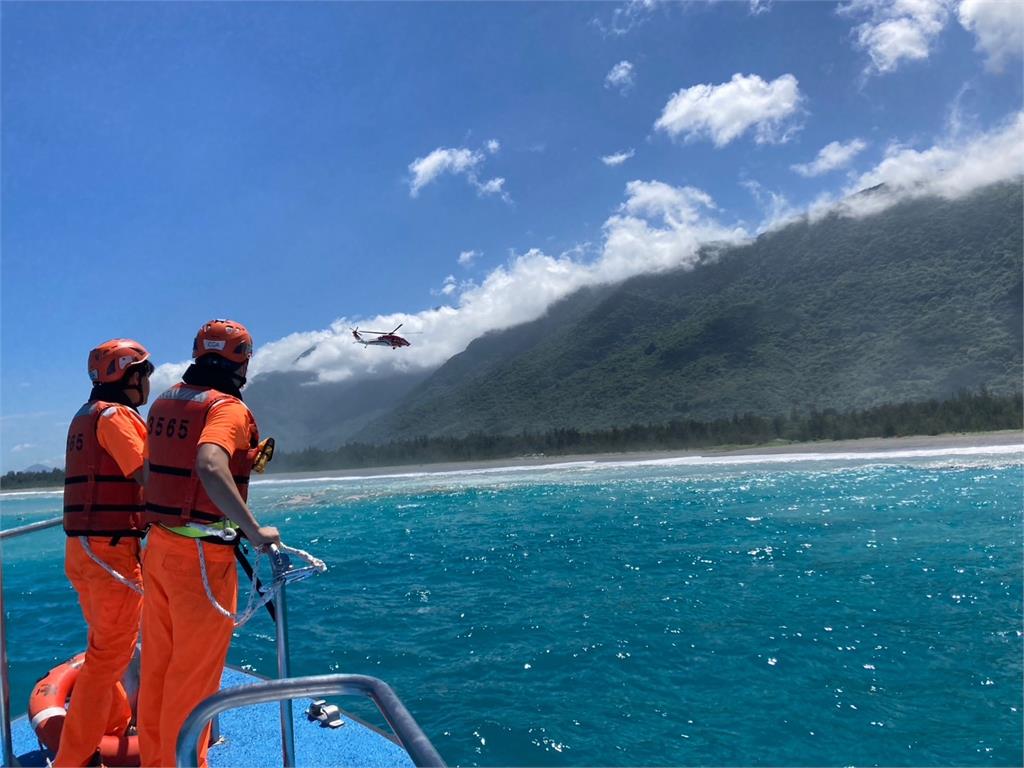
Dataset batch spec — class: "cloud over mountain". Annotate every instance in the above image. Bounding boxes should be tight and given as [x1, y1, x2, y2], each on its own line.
[213, 180, 747, 387]
[151, 111, 1024, 396]
[811, 109, 1024, 219]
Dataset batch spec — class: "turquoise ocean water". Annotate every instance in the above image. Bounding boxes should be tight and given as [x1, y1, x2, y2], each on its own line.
[2, 445, 1022, 767]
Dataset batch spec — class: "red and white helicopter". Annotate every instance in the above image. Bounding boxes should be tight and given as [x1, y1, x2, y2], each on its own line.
[351, 324, 412, 349]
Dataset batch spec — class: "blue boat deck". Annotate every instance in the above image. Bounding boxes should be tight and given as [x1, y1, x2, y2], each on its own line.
[10, 667, 415, 767]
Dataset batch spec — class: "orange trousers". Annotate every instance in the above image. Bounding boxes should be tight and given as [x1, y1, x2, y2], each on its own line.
[54, 536, 143, 767]
[137, 526, 237, 768]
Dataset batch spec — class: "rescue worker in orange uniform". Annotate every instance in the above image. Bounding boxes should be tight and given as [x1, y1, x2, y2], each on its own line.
[56, 339, 154, 767]
[137, 319, 279, 768]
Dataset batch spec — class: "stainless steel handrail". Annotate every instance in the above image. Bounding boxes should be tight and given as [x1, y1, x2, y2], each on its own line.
[1, 569, 14, 768]
[3, 517, 442, 768]
[2, 515, 63, 765]
[273, 587, 294, 767]
[175, 674, 445, 768]
[0, 516, 63, 540]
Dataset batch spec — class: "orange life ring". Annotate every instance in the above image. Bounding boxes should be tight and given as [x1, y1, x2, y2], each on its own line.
[28, 653, 140, 767]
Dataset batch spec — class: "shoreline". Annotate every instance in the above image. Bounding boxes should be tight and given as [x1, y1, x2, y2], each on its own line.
[259, 429, 1024, 482]
[4, 431, 1022, 495]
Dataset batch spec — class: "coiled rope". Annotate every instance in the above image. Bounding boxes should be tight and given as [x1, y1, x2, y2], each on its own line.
[196, 536, 327, 627]
[80, 526, 326, 626]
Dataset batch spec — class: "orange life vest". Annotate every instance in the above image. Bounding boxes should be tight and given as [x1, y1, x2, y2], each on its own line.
[143, 383, 258, 529]
[63, 401, 145, 538]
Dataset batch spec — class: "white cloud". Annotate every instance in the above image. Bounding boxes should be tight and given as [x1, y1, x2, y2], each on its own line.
[807, 110, 1024, 220]
[617, 180, 717, 223]
[750, 0, 773, 15]
[236, 179, 747, 384]
[792, 138, 869, 177]
[599, 182, 749, 281]
[742, 179, 803, 231]
[0, 411, 66, 472]
[655, 73, 804, 147]
[408, 147, 482, 196]
[408, 141, 507, 199]
[945, 84, 973, 139]
[558, 242, 595, 260]
[605, 61, 635, 93]
[475, 177, 507, 198]
[458, 250, 480, 267]
[601, 149, 636, 166]
[840, 0, 951, 74]
[163, 111, 1022, 393]
[150, 361, 191, 398]
[958, 0, 1024, 71]
[594, 0, 659, 36]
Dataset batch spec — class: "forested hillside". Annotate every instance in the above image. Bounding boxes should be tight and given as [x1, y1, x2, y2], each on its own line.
[356, 182, 1023, 442]
[245, 369, 430, 450]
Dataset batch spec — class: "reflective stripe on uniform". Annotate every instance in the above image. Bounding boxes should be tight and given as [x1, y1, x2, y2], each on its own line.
[161, 521, 239, 539]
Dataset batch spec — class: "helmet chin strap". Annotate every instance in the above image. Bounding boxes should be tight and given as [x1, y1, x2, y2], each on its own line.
[126, 381, 145, 404]
[123, 367, 149, 406]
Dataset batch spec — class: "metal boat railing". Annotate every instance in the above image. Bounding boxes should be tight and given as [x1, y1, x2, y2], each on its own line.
[0, 516, 64, 767]
[175, 673, 445, 768]
[273, 582, 295, 766]
[1, 567, 15, 768]
[1, 516, 443, 768]
[0, 517, 64, 542]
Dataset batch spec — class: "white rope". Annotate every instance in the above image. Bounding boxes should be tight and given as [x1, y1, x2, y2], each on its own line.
[79, 537, 144, 595]
[270, 542, 327, 584]
[196, 539, 326, 628]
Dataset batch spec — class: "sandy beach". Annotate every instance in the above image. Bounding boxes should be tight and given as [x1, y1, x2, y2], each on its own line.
[4, 430, 1021, 495]
[262, 429, 1024, 482]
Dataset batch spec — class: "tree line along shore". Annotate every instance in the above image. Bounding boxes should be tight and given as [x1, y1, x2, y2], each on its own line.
[4, 389, 1020, 490]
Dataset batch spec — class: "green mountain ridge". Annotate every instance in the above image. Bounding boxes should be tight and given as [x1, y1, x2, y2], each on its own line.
[354, 181, 1023, 443]
[245, 369, 431, 450]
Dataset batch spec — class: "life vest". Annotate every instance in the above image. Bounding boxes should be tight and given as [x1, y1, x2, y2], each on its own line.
[143, 383, 258, 529]
[63, 402, 145, 538]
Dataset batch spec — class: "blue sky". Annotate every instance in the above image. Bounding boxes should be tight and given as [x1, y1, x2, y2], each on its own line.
[2, 0, 1022, 470]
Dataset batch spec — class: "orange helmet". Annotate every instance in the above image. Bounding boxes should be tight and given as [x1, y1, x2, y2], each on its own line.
[88, 339, 151, 384]
[193, 319, 253, 365]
